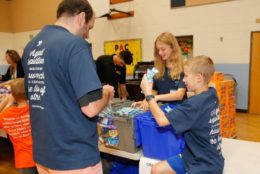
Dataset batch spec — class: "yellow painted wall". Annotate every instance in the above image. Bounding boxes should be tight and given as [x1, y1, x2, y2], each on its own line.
[0, 1, 11, 32]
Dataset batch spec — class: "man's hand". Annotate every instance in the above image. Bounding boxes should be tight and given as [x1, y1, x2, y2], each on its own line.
[103, 85, 114, 101]
[81, 85, 114, 118]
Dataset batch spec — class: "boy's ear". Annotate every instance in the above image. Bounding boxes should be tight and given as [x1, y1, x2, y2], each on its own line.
[196, 73, 204, 83]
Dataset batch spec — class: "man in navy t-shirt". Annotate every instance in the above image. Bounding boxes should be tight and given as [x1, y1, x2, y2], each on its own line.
[22, 0, 114, 173]
[141, 55, 224, 174]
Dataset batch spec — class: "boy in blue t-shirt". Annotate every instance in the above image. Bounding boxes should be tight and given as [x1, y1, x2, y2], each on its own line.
[141, 55, 224, 174]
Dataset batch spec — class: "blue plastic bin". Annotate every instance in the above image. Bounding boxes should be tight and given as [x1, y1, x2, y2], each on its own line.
[109, 162, 139, 174]
[134, 111, 153, 147]
[134, 104, 185, 160]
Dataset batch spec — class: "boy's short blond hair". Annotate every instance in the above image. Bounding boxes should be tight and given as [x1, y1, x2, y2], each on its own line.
[10, 78, 26, 101]
[184, 55, 215, 83]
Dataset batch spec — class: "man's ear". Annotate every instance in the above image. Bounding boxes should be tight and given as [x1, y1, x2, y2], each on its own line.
[77, 12, 86, 26]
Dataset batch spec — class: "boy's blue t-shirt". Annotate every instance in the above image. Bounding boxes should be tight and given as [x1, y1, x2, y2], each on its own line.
[22, 25, 102, 170]
[166, 87, 224, 174]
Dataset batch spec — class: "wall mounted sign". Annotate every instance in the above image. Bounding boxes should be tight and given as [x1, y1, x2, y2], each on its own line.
[104, 39, 142, 75]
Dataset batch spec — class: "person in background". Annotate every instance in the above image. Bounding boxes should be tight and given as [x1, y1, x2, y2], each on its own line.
[96, 50, 133, 100]
[0, 91, 14, 111]
[0, 78, 38, 174]
[140, 55, 224, 174]
[21, 0, 114, 174]
[132, 32, 187, 110]
[0, 50, 24, 82]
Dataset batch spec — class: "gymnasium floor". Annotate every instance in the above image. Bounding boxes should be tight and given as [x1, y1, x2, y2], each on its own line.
[0, 112, 260, 174]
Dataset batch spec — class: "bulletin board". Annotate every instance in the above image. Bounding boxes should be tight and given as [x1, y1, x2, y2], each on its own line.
[176, 35, 193, 60]
[171, 0, 234, 8]
[104, 39, 142, 75]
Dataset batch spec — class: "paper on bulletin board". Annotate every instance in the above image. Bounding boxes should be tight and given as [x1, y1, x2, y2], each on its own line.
[104, 39, 142, 75]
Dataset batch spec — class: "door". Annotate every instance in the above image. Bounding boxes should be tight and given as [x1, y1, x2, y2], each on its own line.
[249, 32, 260, 114]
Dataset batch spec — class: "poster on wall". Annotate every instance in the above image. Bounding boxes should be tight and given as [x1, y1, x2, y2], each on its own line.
[176, 35, 193, 60]
[171, 0, 234, 8]
[104, 39, 142, 75]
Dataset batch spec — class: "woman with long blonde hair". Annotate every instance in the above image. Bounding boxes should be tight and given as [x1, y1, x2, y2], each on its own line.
[133, 32, 187, 110]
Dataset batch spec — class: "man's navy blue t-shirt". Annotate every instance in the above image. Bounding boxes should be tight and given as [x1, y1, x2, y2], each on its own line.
[166, 87, 224, 174]
[22, 25, 102, 170]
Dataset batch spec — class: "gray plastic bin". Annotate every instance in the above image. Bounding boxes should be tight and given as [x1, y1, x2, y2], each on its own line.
[113, 115, 138, 153]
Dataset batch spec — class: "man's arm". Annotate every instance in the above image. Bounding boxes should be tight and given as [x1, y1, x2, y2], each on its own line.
[118, 83, 128, 100]
[117, 65, 128, 99]
[81, 85, 114, 118]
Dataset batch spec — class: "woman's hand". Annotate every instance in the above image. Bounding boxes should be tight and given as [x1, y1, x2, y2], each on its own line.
[131, 100, 149, 111]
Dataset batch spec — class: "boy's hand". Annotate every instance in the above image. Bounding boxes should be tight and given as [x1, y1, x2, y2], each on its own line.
[140, 74, 153, 96]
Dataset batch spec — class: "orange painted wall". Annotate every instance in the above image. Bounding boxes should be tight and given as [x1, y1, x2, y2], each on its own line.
[0, 1, 12, 32]
[0, 0, 61, 33]
[10, 0, 61, 32]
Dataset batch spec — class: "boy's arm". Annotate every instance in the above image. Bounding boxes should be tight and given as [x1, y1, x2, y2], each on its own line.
[155, 88, 186, 102]
[0, 94, 14, 112]
[147, 98, 170, 126]
[0, 112, 2, 128]
[141, 74, 170, 127]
